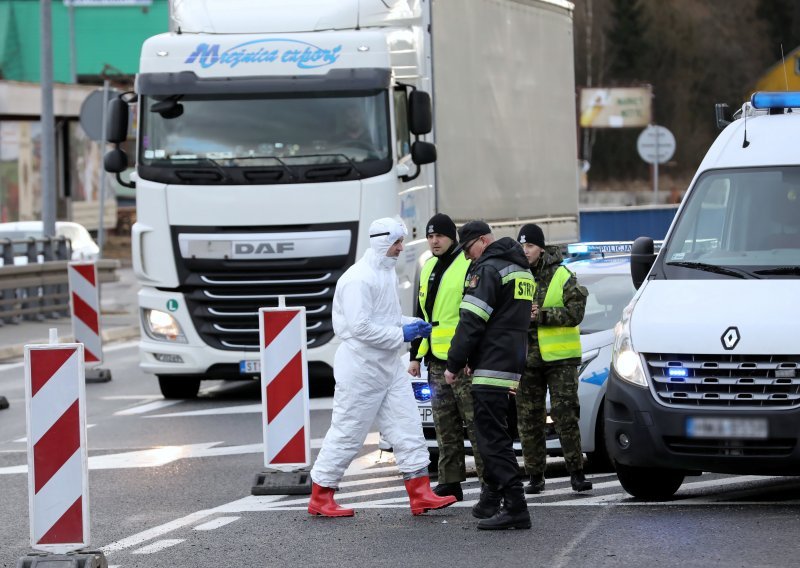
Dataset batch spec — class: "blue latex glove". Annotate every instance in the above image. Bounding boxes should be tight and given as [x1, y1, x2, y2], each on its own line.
[418, 321, 433, 339]
[403, 322, 420, 342]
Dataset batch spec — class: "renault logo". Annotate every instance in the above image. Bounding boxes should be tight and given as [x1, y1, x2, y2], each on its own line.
[721, 326, 740, 350]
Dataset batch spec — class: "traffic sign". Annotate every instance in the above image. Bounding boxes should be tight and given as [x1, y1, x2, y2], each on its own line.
[637, 125, 676, 165]
[78, 88, 119, 142]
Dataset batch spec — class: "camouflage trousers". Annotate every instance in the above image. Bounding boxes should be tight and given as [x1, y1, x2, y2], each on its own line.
[516, 363, 583, 475]
[427, 360, 484, 483]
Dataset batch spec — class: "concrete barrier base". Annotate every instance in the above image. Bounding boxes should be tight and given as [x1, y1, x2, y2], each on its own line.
[85, 368, 112, 383]
[17, 550, 108, 567]
[0, 395, 8, 410]
[252, 468, 312, 495]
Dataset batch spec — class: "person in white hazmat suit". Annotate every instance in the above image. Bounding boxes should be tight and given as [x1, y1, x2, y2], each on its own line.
[308, 217, 458, 517]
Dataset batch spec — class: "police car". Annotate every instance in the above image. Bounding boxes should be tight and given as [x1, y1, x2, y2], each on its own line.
[407, 242, 639, 471]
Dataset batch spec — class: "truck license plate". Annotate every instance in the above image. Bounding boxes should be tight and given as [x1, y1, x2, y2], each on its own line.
[239, 360, 261, 374]
[686, 417, 768, 439]
[419, 406, 433, 424]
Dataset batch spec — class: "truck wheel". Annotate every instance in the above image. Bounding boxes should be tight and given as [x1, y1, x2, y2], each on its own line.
[157, 375, 200, 399]
[615, 462, 685, 500]
[586, 404, 614, 473]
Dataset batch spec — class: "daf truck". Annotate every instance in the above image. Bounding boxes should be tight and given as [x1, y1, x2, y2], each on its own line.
[104, 0, 579, 398]
[606, 92, 800, 499]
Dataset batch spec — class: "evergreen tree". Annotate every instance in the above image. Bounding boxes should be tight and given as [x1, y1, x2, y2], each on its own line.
[607, 0, 649, 82]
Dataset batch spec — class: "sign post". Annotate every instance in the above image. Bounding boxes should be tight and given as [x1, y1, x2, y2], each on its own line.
[637, 125, 676, 202]
[251, 299, 312, 495]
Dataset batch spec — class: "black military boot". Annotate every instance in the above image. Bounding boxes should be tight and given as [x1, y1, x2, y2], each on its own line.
[433, 482, 463, 501]
[471, 484, 502, 519]
[477, 484, 531, 530]
[525, 474, 545, 495]
[570, 471, 593, 492]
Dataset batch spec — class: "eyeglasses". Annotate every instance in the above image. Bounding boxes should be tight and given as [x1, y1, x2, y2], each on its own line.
[463, 237, 481, 254]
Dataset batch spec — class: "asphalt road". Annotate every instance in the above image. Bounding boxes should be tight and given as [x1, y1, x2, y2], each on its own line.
[2, 342, 800, 568]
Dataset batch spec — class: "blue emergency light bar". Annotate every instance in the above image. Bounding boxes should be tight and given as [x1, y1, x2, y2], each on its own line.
[751, 91, 800, 110]
[567, 242, 633, 255]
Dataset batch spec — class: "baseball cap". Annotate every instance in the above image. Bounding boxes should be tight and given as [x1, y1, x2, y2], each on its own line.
[454, 220, 491, 253]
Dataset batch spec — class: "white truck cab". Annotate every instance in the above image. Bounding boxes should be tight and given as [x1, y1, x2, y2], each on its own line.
[606, 92, 800, 499]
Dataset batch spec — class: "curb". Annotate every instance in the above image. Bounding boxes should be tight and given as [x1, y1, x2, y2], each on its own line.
[0, 326, 140, 363]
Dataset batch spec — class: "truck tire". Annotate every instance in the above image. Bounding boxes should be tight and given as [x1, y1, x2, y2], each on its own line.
[157, 375, 200, 399]
[615, 462, 685, 500]
[586, 403, 614, 473]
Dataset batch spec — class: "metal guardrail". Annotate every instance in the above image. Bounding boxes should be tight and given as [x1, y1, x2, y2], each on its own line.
[0, 236, 119, 324]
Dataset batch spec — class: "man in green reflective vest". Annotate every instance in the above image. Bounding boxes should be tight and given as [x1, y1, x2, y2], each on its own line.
[515, 223, 592, 494]
[409, 213, 483, 501]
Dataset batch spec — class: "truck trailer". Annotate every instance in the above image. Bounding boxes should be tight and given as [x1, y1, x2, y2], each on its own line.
[104, 0, 579, 398]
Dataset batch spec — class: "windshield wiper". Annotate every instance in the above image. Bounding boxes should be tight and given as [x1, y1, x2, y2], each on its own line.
[228, 155, 295, 181]
[290, 153, 364, 178]
[753, 266, 800, 275]
[174, 157, 231, 183]
[666, 261, 761, 279]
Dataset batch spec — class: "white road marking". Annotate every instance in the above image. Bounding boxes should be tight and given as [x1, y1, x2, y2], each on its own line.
[193, 516, 240, 531]
[148, 396, 335, 418]
[131, 539, 185, 554]
[102, 496, 284, 554]
[0, 441, 265, 475]
[114, 399, 181, 416]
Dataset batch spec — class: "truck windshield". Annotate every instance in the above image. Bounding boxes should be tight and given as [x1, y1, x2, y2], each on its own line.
[139, 90, 391, 184]
[661, 167, 800, 278]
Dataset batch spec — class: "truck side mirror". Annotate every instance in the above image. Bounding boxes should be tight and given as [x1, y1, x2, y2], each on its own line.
[408, 90, 432, 135]
[411, 141, 437, 165]
[106, 97, 129, 144]
[104, 147, 129, 174]
[630, 236, 656, 289]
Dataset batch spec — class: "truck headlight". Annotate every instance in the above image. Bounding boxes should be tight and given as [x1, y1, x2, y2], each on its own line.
[142, 309, 187, 343]
[611, 304, 647, 387]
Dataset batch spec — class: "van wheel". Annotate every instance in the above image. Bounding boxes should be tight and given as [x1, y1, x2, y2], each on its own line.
[586, 404, 614, 473]
[615, 462, 685, 500]
[157, 375, 200, 399]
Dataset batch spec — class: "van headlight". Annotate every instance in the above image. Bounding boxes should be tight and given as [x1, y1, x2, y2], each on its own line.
[611, 304, 647, 387]
[142, 309, 187, 343]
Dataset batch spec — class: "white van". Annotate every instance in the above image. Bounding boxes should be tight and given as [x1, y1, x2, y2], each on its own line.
[606, 92, 800, 499]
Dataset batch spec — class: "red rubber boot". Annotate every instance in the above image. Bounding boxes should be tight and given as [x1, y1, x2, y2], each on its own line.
[404, 476, 458, 516]
[308, 482, 355, 517]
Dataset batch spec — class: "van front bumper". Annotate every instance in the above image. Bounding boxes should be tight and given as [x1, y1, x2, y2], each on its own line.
[605, 368, 800, 475]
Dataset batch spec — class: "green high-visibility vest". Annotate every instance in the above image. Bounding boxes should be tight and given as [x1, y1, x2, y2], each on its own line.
[538, 266, 582, 362]
[417, 252, 471, 359]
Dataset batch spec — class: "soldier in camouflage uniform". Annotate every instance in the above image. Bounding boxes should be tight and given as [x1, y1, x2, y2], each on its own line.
[409, 214, 483, 501]
[515, 223, 592, 493]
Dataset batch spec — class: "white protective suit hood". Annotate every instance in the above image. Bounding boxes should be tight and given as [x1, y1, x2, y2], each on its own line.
[368, 217, 408, 269]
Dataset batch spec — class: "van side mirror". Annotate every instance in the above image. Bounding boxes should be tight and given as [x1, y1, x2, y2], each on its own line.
[411, 141, 437, 166]
[106, 97, 129, 143]
[408, 90, 432, 135]
[631, 236, 656, 289]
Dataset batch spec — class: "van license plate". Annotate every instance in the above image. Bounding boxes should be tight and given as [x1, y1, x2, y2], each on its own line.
[419, 406, 433, 424]
[239, 360, 261, 374]
[686, 417, 768, 439]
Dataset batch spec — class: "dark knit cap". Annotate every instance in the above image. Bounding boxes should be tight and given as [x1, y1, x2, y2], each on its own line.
[517, 223, 546, 248]
[425, 213, 458, 242]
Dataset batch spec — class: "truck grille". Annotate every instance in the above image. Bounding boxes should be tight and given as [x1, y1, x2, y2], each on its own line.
[645, 353, 800, 409]
[172, 223, 356, 351]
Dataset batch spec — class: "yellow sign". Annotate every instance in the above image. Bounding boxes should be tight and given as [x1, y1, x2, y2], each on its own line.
[579, 87, 652, 128]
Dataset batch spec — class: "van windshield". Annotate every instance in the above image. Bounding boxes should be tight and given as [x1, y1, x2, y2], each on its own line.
[139, 90, 391, 185]
[662, 167, 800, 278]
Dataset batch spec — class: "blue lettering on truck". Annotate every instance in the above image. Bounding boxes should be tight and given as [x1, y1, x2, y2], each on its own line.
[185, 39, 342, 70]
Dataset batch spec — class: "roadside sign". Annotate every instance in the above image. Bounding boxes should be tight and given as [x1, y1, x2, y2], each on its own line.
[637, 125, 676, 165]
[579, 87, 652, 128]
[79, 88, 119, 142]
